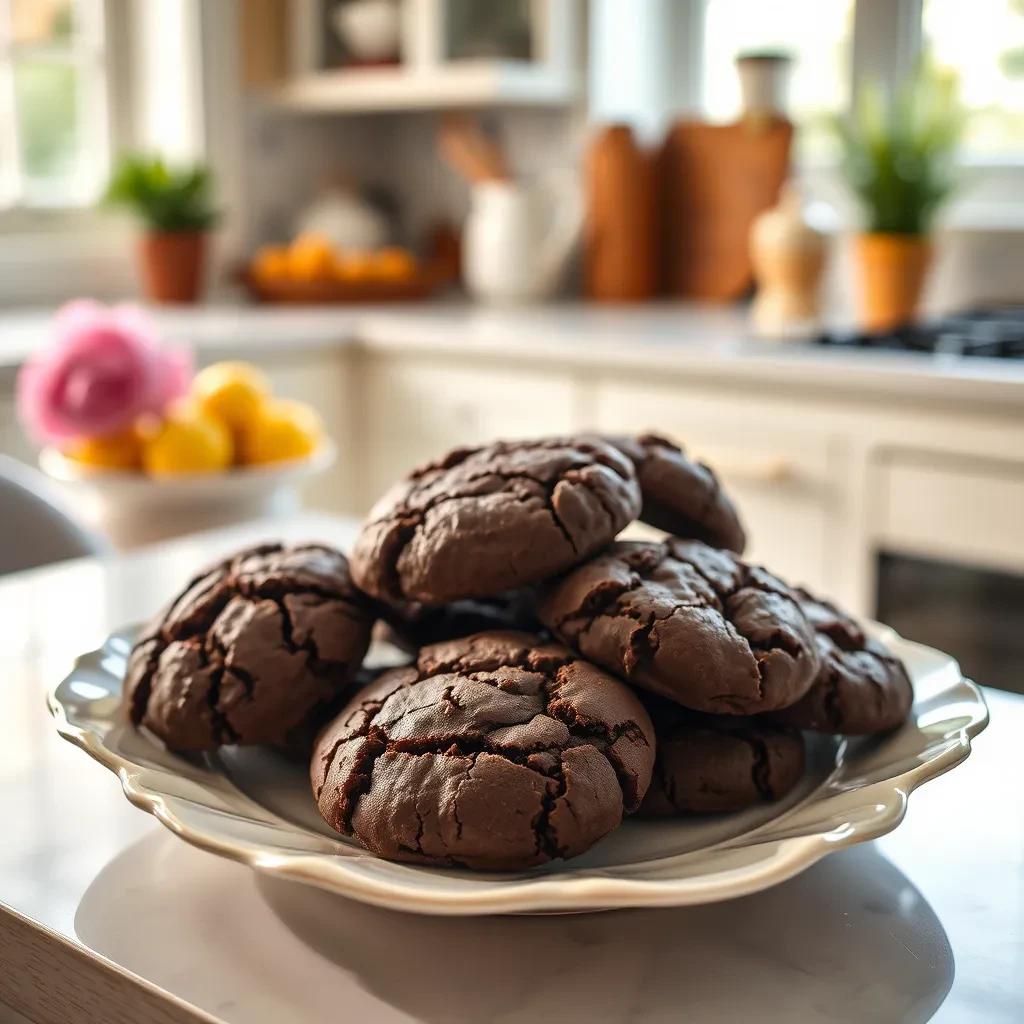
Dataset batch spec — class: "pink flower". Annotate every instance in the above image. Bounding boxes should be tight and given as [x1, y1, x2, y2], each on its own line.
[17, 300, 193, 445]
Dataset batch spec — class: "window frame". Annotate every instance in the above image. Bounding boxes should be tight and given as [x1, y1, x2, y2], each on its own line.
[0, 0, 125, 215]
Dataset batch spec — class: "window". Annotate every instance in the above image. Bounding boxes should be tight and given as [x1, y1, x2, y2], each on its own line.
[0, 0, 111, 209]
[923, 0, 1024, 160]
[701, 0, 854, 162]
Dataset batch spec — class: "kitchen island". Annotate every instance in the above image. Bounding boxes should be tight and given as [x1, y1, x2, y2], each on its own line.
[0, 514, 1018, 1023]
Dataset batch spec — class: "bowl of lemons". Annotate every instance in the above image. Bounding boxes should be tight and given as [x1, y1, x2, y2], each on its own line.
[40, 361, 333, 549]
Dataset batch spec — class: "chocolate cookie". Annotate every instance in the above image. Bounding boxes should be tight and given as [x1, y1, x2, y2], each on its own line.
[537, 538, 820, 715]
[640, 696, 805, 815]
[375, 591, 543, 655]
[605, 434, 746, 552]
[350, 437, 642, 605]
[125, 543, 374, 752]
[311, 630, 655, 870]
[772, 590, 913, 735]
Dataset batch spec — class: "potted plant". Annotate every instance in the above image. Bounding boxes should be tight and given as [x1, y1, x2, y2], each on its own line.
[105, 154, 219, 304]
[834, 69, 961, 331]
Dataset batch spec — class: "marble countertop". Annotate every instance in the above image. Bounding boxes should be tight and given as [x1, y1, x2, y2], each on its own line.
[0, 513, 1021, 1023]
[2, 303, 1024, 407]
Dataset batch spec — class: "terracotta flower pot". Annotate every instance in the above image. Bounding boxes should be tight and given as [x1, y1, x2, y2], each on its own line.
[139, 231, 208, 304]
[854, 233, 931, 332]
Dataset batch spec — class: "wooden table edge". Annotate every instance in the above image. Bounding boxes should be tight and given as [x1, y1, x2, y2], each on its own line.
[0, 900, 222, 1024]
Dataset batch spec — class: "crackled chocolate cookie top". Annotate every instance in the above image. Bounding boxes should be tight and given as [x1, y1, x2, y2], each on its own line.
[640, 696, 805, 815]
[125, 543, 374, 752]
[605, 434, 747, 553]
[311, 630, 655, 870]
[350, 437, 642, 605]
[772, 590, 913, 735]
[375, 590, 543, 655]
[537, 538, 820, 715]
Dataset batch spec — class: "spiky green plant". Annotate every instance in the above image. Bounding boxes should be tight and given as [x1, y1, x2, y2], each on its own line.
[104, 154, 219, 232]
[834, 68, 963, 235]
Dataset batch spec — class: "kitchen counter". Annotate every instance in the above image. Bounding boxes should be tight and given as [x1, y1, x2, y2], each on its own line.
[0, 514, 1020, 1023]
[3, 302, 1024, 407]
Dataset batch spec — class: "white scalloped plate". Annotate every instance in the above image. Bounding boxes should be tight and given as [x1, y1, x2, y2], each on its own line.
[49, 625, 988, 916]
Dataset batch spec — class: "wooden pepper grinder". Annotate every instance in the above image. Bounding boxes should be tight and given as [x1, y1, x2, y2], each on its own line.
[750, 183, 826, 338]
[584, 124, 657, 302]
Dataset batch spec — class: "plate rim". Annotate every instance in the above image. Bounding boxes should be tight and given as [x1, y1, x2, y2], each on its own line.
[48, 628, 990, 916]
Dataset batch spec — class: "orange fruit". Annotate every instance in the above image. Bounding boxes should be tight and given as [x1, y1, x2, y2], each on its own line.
[333, 251, 376, 283]
[251, 246, 290, 283]
[288, 234, 336, 281]
[370, 247, 417, 281]
[240, 398, 323, 466]
[141, 404, 233, 476]
[64, 426, 143, 471]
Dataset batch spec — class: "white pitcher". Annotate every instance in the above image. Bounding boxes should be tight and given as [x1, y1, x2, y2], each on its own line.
[463, 172, 583, 303]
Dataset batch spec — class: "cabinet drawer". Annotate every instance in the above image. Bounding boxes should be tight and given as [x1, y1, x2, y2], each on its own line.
[876, 453, 1024, 574]
[594, 383, 838, 592]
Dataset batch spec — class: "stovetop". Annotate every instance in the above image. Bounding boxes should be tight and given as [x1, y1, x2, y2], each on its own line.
[816, 307, 1024, 359]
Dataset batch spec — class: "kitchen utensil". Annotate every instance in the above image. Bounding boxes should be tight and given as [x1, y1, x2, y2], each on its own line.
[438, 114, 510, 184]
[661, 118, 792, 301]
[463, 173, 583, 303]
[584, 124, 657, 302]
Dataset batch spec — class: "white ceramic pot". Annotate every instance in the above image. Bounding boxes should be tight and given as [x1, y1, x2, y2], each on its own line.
[39, 443, 335, 550]
[463, 175, 583, 304]
[331, 0, 401, 63]
[736, 53, 792, 120]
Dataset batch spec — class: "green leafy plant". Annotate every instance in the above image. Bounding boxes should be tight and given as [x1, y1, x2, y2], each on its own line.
[104, 154, 219, 232]
[834, 68, 963, 235]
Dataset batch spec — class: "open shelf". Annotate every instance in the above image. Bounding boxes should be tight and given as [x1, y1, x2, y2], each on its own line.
[269, 60, 579, 113]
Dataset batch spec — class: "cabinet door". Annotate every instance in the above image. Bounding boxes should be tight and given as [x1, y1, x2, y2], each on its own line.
[359, 355, 577, 510]
[595, 382, 838, 593]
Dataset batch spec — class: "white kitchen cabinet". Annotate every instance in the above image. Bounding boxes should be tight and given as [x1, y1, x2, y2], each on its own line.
[592, 380, 843, 595]
[875, 451, 1024, 576]
[355, 353, 577, 510]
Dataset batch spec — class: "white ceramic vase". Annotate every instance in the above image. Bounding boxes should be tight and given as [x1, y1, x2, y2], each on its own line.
[463, 175, 583, 304]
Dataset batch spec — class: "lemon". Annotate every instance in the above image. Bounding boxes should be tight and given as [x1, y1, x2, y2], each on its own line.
[240, 398, 323, 466]
[141, 405, 233, 476]
[64, 426, 143, 471]
[192, 361, 270, 434]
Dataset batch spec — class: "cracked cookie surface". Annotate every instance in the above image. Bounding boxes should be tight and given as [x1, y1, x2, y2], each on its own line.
[349, 437, 642, 605]
[311, 630, 655, 870]
[124, 543, 374, 752]
[771, 589, 913, 735]
[537, 538, 820, 715]
[604, 433, 747, 553]
[640, 695, 805, 815]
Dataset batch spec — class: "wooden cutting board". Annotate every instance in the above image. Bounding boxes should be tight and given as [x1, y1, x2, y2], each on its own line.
[661, 118, 793, 301]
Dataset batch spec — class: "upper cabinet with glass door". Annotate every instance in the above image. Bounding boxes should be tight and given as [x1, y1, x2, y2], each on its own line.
[251, 0, 580, 112]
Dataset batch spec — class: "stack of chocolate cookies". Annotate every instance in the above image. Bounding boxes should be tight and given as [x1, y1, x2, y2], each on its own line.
[126, 434, 913, 872]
